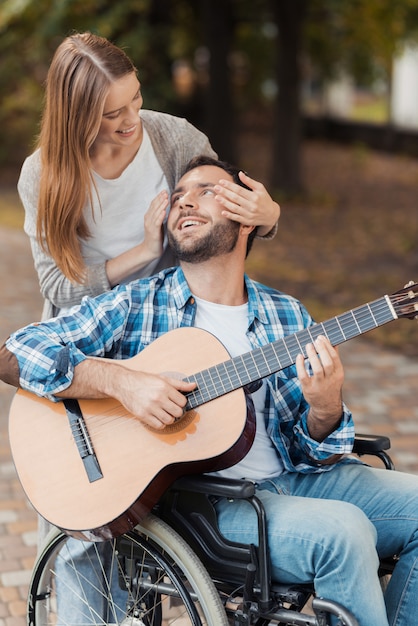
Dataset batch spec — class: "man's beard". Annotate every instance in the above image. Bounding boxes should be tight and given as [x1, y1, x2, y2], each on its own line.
[168, 221, 240, 263]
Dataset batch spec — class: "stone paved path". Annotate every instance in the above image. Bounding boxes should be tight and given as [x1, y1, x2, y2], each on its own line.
[0, 225, 417, 625]
[0, 227, 43, 626]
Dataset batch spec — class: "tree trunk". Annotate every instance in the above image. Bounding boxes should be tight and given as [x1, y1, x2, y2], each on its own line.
[199, 0, 236, 162]
[270, 0, 307, 194]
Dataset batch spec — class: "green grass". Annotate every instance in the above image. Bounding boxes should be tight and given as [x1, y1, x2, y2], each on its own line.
[349, 98, 389, 124]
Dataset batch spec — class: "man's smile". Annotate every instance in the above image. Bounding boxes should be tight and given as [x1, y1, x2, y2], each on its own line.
[177, 216, 208, 231]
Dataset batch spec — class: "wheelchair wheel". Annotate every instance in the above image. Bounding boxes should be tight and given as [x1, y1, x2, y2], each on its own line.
[28, 514, 228, 626]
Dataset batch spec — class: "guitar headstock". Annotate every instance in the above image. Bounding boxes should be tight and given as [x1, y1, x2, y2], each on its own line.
[390, 281, 418, 320]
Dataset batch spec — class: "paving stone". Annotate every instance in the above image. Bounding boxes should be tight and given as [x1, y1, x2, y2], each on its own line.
[0, 570, 32, 588]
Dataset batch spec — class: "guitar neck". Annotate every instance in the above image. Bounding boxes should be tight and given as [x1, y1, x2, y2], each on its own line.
[185, 295, 397, 410]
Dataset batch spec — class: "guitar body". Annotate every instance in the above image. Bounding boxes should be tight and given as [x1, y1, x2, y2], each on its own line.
[9, 328, 255, 540]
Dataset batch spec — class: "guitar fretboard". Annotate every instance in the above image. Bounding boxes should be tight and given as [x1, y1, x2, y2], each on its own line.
[184, 295, 396, 410]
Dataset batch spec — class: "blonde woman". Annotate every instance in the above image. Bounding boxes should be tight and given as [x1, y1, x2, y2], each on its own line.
[18, 32, 279, 318]
[17, 32, 280, 623]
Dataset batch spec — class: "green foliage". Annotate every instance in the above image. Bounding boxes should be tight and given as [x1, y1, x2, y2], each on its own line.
[2, 0, 418, 169]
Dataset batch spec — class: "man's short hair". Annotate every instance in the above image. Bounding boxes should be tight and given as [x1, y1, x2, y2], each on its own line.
[182, 155, 250, 189]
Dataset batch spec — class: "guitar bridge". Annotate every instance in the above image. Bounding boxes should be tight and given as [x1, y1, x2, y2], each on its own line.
[63, 399, 103, 482]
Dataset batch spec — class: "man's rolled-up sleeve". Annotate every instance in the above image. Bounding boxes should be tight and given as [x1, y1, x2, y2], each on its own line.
[294, 403, 355, 463]
[6, 329, 87, 401]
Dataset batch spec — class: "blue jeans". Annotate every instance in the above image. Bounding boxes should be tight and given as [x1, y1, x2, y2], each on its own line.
[215, 463, 418, 626]
[55, 539, 128, 624]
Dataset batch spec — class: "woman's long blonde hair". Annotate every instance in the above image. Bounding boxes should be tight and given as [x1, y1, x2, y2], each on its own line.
[37, 32, 136, 283]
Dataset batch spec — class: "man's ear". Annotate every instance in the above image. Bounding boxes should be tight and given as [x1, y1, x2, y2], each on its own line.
[240, 224, 256, 236]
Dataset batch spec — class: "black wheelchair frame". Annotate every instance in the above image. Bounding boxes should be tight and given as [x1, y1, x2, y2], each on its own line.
[156, 432, 396, 626]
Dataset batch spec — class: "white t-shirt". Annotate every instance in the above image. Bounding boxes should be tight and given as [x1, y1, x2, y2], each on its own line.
[194, 296, 283, 481]
[82, 127, 168, 279]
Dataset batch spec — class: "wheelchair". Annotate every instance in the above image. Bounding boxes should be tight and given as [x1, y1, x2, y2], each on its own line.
[27, 433, 396, 626]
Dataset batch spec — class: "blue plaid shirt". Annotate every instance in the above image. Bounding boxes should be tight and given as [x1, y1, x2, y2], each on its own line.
[7, 266, 354, 473]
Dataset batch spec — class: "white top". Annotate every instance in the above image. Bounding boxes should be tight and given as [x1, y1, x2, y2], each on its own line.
[194, 296, 283, 481]
[84, 128, 168, 279]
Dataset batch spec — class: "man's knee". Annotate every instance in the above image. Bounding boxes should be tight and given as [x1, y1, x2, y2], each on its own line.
[319, 501, 378, 557]
[267, 498, 378, 564]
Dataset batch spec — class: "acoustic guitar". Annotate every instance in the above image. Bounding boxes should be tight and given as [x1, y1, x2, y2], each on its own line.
[8, 282, 418, 540]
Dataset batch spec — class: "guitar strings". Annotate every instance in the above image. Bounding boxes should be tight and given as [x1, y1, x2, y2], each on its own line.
[186, 296, 395, 407]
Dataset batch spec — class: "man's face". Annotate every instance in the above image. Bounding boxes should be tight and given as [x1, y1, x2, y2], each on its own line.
[167, 165, 240, 263]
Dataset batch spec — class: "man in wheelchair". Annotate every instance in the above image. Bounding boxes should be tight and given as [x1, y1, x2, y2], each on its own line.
[1, 155, 417, 626]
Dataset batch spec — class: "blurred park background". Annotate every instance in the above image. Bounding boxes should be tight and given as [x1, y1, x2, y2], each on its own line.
[0, 0, 417, 356]
[0, 6, 417, 619]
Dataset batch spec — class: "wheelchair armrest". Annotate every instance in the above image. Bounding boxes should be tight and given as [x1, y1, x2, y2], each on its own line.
[353, 433, 391, 455]
[172, 474, 256, 499]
